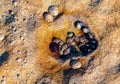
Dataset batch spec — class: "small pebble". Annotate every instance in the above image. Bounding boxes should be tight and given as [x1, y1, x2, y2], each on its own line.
[49, 42, 59, 52]
[89, 38, 97, 44]
[43, 12, 54, 22]
[8, 10, 14, 15]
[84, 33, 94, 39]
[59, 43, 68, 55]
[82, 27, 90, 33]
[89, 33, 95, 38]
[67, 32, 75, 38]
[48, 5, 59, 17]
[70, 46, 77, 53]
[70, 59, 81, 69]
[74, 36, 80, 43]
[60, 43, 68, 51]
[70, 42, 76, 46]
[59, 49, 64, 55]
[59, 41, 64, 47]
[5, 14, 15, 24]
[14, 2, 18, 6]
[52, 37, 61, 44]
[79, 36, 88, 44]
[74, 20, 84, 29]
[66, 37, 74, 44]
[79, 45, 89, 54]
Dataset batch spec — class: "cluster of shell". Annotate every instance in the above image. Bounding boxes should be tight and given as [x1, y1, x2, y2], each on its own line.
[49, 20, 98, 69]
[43, 5, 59, 22]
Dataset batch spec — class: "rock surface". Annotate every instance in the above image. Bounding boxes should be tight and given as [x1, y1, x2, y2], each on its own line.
[0, 0, 120, 84]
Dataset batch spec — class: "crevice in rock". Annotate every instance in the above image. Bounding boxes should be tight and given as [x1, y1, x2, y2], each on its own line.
[0, 52, 9, 66]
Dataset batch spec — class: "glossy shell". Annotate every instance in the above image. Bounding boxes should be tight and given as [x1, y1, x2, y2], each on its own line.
[48, 5, 59, 17]
[70, 59, 81, 69]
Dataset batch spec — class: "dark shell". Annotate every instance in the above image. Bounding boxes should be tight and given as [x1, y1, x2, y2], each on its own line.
[49, 42, 59, 52]
[48, 5, 58, 12]
[82, 27, 90, 33]
[70, 46, 78, 53]
[79, 45, 90, 55]
[89, 38, 98, 44]
[8, 10, 13, 15]
[89, 41, 98, 50]
[74, 20, 84, 29]
[84, 33, 95, 39]
[60, 55, 70, 62]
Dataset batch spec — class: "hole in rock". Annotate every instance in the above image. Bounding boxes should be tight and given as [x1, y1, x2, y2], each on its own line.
[0, 52, 9, 66]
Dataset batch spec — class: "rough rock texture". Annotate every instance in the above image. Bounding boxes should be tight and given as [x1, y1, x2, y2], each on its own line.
[0, 0, 120, 84]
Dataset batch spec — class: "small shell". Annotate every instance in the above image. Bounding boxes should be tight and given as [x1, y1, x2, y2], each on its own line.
[59, 43, 68, 55]
[59, 49, 64, 55]
[43, 12, 54, 22]
[59, 41, 64, 47]
[74, 20, 84, 29]
[89, 42, 98, 50]
[89, 33, 95, 38]
[79, 45, 89, 54]
[52, 37, 61, 44]
[82, 27, 90, 33]
[74, 36, 80, 43]
[67, 32, 75, 38]
[84, 33, 94, 39]
[0, 33, 5, 41]
[71, 42, 76, 46]
[70, 59, 81, 69]
[70, 46, 77, 53]
[48, 5, 59, 17]
[79, 36, 88, 44]
[63, 48, 70, 55]
[60, 43, 68, 51]
[66, 37, 74, 44]
[49, 42, 59, 52]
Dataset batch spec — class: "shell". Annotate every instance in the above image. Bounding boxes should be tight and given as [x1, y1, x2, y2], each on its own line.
[82, 27, 90, 33]
[60, 43, 68, 51]
[43, 12, 54, 22]
[70, 59, 81, 69]
[49, 42, 59, 52]
[74, 20, 84, 29]
[67, 32, 75, 38]
[52, 37, 61, 44]
[63, 48, 70, 55]
[48, 5, 59, 17]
